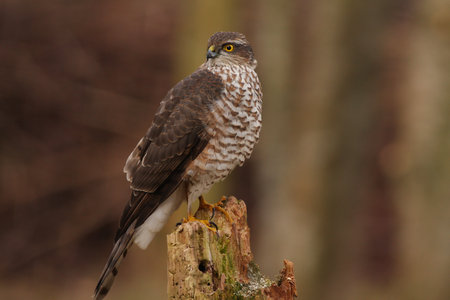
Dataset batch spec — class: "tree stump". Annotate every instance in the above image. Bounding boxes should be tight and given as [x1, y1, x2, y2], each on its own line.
[167, 196, 298, 299]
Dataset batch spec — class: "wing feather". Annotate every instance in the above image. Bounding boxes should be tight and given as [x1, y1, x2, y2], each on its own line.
[116, 69, 224, 240]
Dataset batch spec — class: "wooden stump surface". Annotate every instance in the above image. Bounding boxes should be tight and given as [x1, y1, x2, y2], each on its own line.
[167, 196, 297, 299]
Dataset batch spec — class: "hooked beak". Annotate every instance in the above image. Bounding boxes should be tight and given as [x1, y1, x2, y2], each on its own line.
[206, 45, 218, 59]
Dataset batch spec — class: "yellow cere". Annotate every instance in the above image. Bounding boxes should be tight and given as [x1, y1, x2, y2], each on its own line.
[223, 44, 234, 52]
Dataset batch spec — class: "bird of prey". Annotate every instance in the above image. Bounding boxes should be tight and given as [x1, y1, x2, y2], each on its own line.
[94, 31, 262, 299]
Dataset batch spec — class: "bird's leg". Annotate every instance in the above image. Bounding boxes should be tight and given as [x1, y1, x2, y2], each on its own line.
[176, 188, 194, 227]
[198, 195, 233, 223]
[198, 195, 214, 210]
[197, 195, 219, 229]
[179, 195, 232, 232]
[180, 195, 218, 232]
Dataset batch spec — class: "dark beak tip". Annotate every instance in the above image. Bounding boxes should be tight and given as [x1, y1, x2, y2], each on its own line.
[207, 50, 217, 59]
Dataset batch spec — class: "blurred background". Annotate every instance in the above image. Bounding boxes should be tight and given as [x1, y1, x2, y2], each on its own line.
[1, 0, 449, 299]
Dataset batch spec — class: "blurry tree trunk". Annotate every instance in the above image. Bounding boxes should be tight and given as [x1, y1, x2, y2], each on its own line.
[252, 0, 299, 280]
[311, 1, 416, 299]
[252, 0, 450, 300]
[396, 1, 450, 299]
[167, 197, 297, 299]
[173, 0, 238, 78]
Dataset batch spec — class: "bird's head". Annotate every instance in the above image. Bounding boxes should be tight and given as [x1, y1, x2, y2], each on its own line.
[205, 32, 257, 69]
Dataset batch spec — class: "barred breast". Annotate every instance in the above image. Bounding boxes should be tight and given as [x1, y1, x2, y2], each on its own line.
[185, 64, 262, 204]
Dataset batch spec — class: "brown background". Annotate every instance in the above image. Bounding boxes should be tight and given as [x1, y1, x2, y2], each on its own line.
[1, 0, 449, 299]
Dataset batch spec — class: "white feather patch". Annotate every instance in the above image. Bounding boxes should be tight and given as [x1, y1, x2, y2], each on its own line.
[133, 186, 184, 249]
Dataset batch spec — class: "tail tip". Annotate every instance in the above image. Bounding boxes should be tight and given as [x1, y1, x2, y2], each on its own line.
[93, 286, 109, 300]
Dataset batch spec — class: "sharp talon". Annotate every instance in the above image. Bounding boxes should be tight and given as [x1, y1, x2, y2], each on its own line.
[198, 195, 213, 211]
[182, 215, 217, 233]
[210, 207, 216, 221]
[209, 221, 218, 231]
[197, 196, 233, 223]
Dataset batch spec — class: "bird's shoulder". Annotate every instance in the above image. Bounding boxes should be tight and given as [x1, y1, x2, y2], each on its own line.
[123, 68, 224, 192]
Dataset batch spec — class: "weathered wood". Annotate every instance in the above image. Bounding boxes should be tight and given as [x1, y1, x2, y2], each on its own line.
[167, 196, 297, 299]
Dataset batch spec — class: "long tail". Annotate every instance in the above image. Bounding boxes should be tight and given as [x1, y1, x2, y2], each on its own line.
[93, 220, 137, 300]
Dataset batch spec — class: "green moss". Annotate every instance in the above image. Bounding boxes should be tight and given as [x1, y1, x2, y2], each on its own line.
[219, 243, 228, 254]
[217, 237, 234, 275]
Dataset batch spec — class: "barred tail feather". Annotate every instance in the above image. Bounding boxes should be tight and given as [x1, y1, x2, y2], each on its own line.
[93, 220, 137, 300]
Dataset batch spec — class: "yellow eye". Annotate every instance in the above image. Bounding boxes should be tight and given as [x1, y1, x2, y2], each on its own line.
[223, 44, 234, 52]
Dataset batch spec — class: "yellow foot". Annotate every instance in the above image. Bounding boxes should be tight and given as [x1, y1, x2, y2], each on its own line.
[198, 195, 233, 223]
[182, 215, 218, 232]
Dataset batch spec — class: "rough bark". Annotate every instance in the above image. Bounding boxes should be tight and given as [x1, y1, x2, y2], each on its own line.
[167, 196, 297, 299]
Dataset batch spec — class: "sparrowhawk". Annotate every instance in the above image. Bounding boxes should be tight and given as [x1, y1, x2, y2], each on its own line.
[94, 31, 262, 299]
